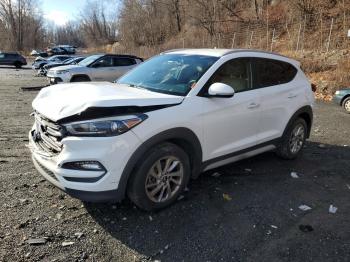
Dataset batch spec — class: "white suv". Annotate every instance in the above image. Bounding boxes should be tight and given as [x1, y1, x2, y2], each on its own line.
[29, 49, 314, 210]
[46, 54, 143, 84]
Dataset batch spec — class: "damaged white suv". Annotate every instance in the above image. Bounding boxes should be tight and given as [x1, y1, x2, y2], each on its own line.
[29, 49, 314, 210]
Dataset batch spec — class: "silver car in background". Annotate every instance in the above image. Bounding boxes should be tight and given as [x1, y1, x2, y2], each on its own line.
[46, 54, 143, 84]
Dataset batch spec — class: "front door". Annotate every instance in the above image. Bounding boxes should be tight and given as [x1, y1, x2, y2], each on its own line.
[200, 58, 261, 161]
[90, 56, 115, 81]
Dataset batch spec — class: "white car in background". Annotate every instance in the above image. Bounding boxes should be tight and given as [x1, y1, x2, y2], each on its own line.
[29, 49, 314, 211]
[46, 54, 143, 84]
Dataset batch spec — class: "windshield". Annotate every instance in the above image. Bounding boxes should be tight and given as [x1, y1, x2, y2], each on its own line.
[78, 55, 103, 67]
[117, 54, 218, 96]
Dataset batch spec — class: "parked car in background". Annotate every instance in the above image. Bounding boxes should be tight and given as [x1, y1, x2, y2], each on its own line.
[32, 55, 73, 70]
[39, 56, 85, 76]
[0, 52, 27, 68]
[333, 88, 350, 113]
[29, 49, 314, 210]
[47, 45, 76, 56]
[30, 50, 48, 57]
[46, 54, 143, 84]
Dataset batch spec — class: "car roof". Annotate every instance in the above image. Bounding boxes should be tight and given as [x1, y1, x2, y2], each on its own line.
[162, 48, 299, 66]
[163, 48, 291, 59]
[51, 55, 71, 58]
[98, 53, 142, 59]
[0, 51, 20, 55]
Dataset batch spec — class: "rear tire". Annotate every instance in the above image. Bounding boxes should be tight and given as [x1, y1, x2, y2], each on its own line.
[14, 62, 22, 68]
[343, 97, 350, 114]
[127, 143, 190, 211]
[71, 75, 90, 82]
[276, 118, 307, 160]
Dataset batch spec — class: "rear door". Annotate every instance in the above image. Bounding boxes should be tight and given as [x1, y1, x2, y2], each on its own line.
[110, 57, 137, 81]
[251, 57, 299, 143]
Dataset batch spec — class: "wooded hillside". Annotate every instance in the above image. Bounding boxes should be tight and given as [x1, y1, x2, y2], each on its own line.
[1, 0, 349, 95]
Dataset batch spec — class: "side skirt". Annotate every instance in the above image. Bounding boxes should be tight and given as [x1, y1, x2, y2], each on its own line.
[201, 139, 280, 172]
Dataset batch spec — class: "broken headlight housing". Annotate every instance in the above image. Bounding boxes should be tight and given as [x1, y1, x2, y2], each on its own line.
[63, 115, 147, 137]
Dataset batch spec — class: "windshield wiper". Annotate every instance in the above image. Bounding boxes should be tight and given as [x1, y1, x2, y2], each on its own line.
[127, 83, 147, 90]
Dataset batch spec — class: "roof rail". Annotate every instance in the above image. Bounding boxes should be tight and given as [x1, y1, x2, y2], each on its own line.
[222, 49, 292, 59]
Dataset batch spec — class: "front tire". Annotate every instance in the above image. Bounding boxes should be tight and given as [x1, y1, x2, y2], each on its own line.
[127, 143, 190, 211]
[343, 97, 350, 114]
[276, 118, 307, 160]
[71, 75, 90, 82]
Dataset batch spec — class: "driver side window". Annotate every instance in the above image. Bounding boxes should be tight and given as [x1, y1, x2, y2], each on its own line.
[205, 58, 251, 94]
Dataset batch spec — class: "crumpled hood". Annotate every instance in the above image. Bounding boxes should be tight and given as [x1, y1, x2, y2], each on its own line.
[32, 82, 184, 122]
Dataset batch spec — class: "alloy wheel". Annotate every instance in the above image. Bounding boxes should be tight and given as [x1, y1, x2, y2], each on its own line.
[289, 124, 305, 154]
[344, 100, 350, 113]
[145, 156, 184, 203]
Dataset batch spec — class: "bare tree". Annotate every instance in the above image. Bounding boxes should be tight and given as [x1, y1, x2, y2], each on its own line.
[0, 0, 44, 51]
[79, 0, 118, 47]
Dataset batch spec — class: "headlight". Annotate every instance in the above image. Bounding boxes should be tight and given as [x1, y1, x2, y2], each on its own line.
[55, 70, 69, 74]
[63, 115, 147, 137]
[335, 91, 340, 95]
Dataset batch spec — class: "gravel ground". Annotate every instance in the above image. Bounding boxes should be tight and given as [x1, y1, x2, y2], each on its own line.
[0, 65, 349, 262]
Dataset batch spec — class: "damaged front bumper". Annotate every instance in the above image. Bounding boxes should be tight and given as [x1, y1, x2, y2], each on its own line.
[28, 123, 141, 202]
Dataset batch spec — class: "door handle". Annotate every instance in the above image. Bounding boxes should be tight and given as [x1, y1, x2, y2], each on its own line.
[247, 102, 260, 109]
[288, 93, 297, 99]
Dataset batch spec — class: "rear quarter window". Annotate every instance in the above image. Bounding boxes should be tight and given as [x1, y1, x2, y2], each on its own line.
[253, 58, 297, 88]
[113, 57, 136, 66]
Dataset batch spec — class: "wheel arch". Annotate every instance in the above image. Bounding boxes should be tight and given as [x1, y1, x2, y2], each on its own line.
[284, 105, 313, 138]
[70, 74, 91, 82]
[341, 95, 350, 106]
[117, 127, 203, 199]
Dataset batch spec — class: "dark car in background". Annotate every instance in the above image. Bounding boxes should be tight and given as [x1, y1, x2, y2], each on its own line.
[333, 88, 350, 113]
[47, 45, 76, 56]
[40, 56, 85, 76]
[32, 55, 73, 70]
[0, 52, 27, 68]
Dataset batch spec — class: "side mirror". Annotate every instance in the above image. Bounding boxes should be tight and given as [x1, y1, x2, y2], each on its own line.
[208, 83, 235, 98]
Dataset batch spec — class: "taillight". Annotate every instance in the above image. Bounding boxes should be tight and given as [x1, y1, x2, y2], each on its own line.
[311, 83, 317, 92]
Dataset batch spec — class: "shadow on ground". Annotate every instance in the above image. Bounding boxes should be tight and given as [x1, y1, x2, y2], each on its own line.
[85, 141, 350, 261]
[0, 66, 31, 70]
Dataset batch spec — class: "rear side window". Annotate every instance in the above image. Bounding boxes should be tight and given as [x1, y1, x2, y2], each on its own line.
[113, 57, 136, 66]
[93, 56, 114, 67]
[253, 58, 297, 88]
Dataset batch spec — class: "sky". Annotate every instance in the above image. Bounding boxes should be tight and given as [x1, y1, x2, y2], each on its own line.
[42, 0, 86, 26]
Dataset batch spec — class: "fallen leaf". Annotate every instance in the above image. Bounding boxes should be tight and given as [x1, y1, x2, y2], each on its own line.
[222, 193, 232, 201]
